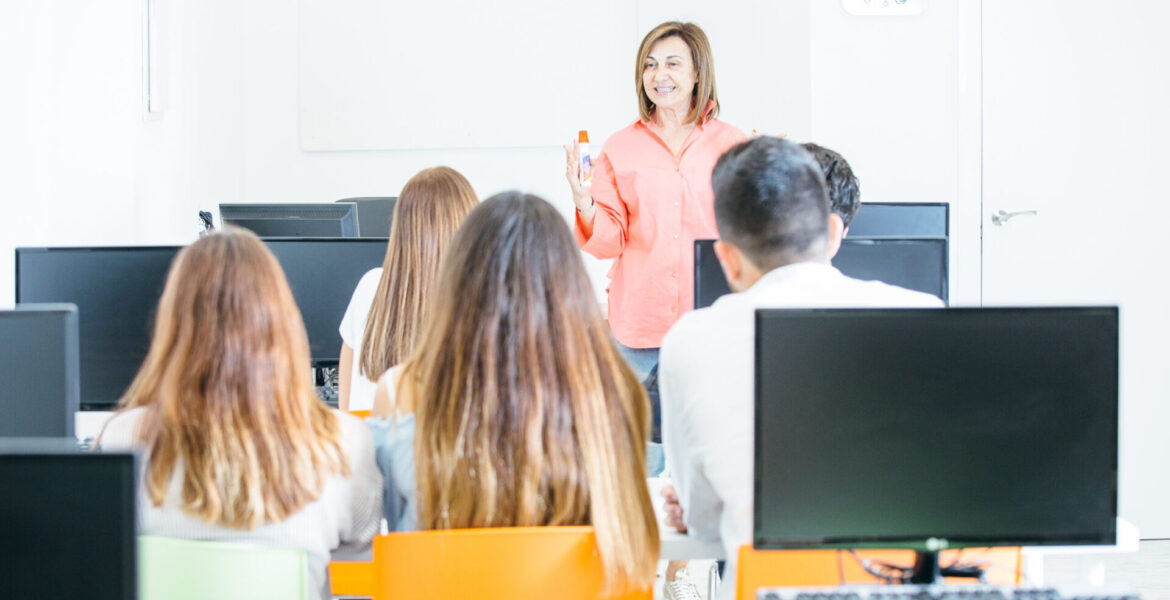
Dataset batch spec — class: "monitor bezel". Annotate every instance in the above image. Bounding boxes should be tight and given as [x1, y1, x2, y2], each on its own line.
[0, 447, 137, 599]
[0, 304, 80, 437]
[219, 202, 360, 238]
[751, 306, 1119, 552]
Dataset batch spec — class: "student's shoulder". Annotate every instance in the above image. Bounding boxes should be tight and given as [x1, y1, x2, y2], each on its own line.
[332, 409, 375, 456]
[98, 407, 148, 450]
[662, 298, 749, 354]
[851, 278, 945, 308]
[356, 268, 383, 294]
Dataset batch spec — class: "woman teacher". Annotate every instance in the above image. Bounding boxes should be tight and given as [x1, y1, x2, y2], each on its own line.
[565, 21, 745, 379]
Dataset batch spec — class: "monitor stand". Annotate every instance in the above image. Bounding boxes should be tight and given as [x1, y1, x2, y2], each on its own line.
[908, 550, 985, 584]
[909, 551, 941, 584]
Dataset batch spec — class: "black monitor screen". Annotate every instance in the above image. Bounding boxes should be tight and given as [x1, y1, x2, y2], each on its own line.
[16, 247, 180, 409]
[220, 203, 359, 237]
[0, 305, 80, 437]
[265, 239, 388, 365]
[694, 238, 948, 309]
[848, 202, 949, 237]
[0, 444, 136, 598]
[754, 307, 1118, 550]
[693, 239, 733, 310]
[832, 238, 947, 303]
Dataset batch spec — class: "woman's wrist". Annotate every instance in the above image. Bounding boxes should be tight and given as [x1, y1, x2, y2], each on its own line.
[575, 195, 595, 213]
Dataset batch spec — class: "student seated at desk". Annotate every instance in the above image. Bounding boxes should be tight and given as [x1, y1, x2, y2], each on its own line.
[337, 166, 478, 411]
[367, 192, 659, 594]
[96, 228, 382, 600]
[658, 138, 941, 599]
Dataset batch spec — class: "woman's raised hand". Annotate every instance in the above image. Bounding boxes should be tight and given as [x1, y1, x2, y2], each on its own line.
[563, 140, 594, 213]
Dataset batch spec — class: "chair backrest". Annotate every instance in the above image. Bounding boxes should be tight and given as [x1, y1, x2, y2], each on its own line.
[139, 536, 310, 600]
[369, 526, 651, 600]
[736, 545, 1022, 598]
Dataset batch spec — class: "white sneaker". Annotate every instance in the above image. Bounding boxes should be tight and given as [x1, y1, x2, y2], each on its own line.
[663, 568, 702, 600]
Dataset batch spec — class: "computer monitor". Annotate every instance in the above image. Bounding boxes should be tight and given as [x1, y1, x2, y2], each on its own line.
[0, 440, 136, 598]
[336, 197, 396, 237]
[16, 246, 181, 410]
[831, 237, 948, 303]
[693, 239, 733, 310]
[693, 238, 948, 309]
[847, 202, 949, 238]
[753, 307, 1118, 583]
[219, 203, 360, 237]
[264, 238, 388, 366]
[0, 305, 80, 437]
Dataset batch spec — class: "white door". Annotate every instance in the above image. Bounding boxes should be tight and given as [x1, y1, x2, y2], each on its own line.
[983, 1, 1170, 537]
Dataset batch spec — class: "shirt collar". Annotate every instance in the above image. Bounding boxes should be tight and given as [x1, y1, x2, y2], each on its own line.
[749, 261, 840, 291]
[638, 99, 718, 128]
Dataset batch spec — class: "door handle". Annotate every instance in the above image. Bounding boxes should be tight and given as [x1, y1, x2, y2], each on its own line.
[991, 209, 1038, 227]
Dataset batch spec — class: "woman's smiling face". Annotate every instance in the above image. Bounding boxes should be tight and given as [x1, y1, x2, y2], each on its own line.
[642, 36, 696, 116]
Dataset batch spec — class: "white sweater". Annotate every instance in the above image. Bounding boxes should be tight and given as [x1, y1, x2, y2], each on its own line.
[98, 407, 383, 600]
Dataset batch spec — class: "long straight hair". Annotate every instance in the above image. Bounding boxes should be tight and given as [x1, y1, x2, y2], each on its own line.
[405, 193, 659, 593]
[359, 166, 477, 382]
[98, 228, 348, 530]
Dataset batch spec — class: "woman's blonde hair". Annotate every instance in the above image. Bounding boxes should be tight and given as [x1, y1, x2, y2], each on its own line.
[636, 21, 720, 124]
[404, 192, 659, 593]
[359, 166, 477, 382]
[99, 228, 348, 530]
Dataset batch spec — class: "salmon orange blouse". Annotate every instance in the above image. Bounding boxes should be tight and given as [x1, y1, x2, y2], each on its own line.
[576, 105, 745, 348]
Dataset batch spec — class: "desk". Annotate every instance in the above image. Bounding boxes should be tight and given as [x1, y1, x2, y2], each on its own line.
[660, 530, 725, 561]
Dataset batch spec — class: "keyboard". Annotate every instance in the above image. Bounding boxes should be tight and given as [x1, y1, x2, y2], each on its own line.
[756, 585, 1141, 600]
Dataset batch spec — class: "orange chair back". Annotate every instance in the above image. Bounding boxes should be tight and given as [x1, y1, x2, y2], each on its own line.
[362, 527, 650, 600]
[737, 545, 1022, 598]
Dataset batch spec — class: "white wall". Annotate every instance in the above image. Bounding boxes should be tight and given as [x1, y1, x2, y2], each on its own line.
[808, 1, 982, 305]
[0, 0, 235, 307]
[1, 0, 143, 307]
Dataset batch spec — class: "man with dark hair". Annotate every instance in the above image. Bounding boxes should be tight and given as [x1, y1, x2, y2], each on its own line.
[802, 142, 861, 244]
[658, 137, 940, 597]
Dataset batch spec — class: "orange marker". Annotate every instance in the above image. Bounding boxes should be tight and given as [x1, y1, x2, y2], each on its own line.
[578, 130, 593, 187]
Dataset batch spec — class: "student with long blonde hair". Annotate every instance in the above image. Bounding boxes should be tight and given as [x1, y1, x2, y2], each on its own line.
[96, 228, 382, 600]
[369, 192, 659, 594]
[337, 166, 478, 411]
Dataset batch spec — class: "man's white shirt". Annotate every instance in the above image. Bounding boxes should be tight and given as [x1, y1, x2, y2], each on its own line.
[658, 261, 943, 598]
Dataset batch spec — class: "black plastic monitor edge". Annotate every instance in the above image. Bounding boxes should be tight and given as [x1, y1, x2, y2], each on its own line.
[219, 203, 360, 238]
[14, 245, 181, 303]
[851, 201, 951, 237]
[0, 304, 81, 436]
[15, 242, 386, 408]
[753, 531, 1119, 551]
[0, 449, 138, 599]
[693, 237, 951, 307]
[751, 306, 1119, 583]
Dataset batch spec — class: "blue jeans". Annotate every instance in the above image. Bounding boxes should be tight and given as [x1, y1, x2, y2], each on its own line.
[645, 441, 666, 477]
[615, 341, 659, 382]
[616, 342, 665, 476]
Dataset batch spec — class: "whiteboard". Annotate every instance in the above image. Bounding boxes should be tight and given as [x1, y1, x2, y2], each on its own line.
[298, 0, 811, 151]
[299, 0, 637, 150]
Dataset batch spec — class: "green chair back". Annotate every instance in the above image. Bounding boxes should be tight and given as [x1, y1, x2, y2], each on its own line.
[139, 536, 310, 600]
